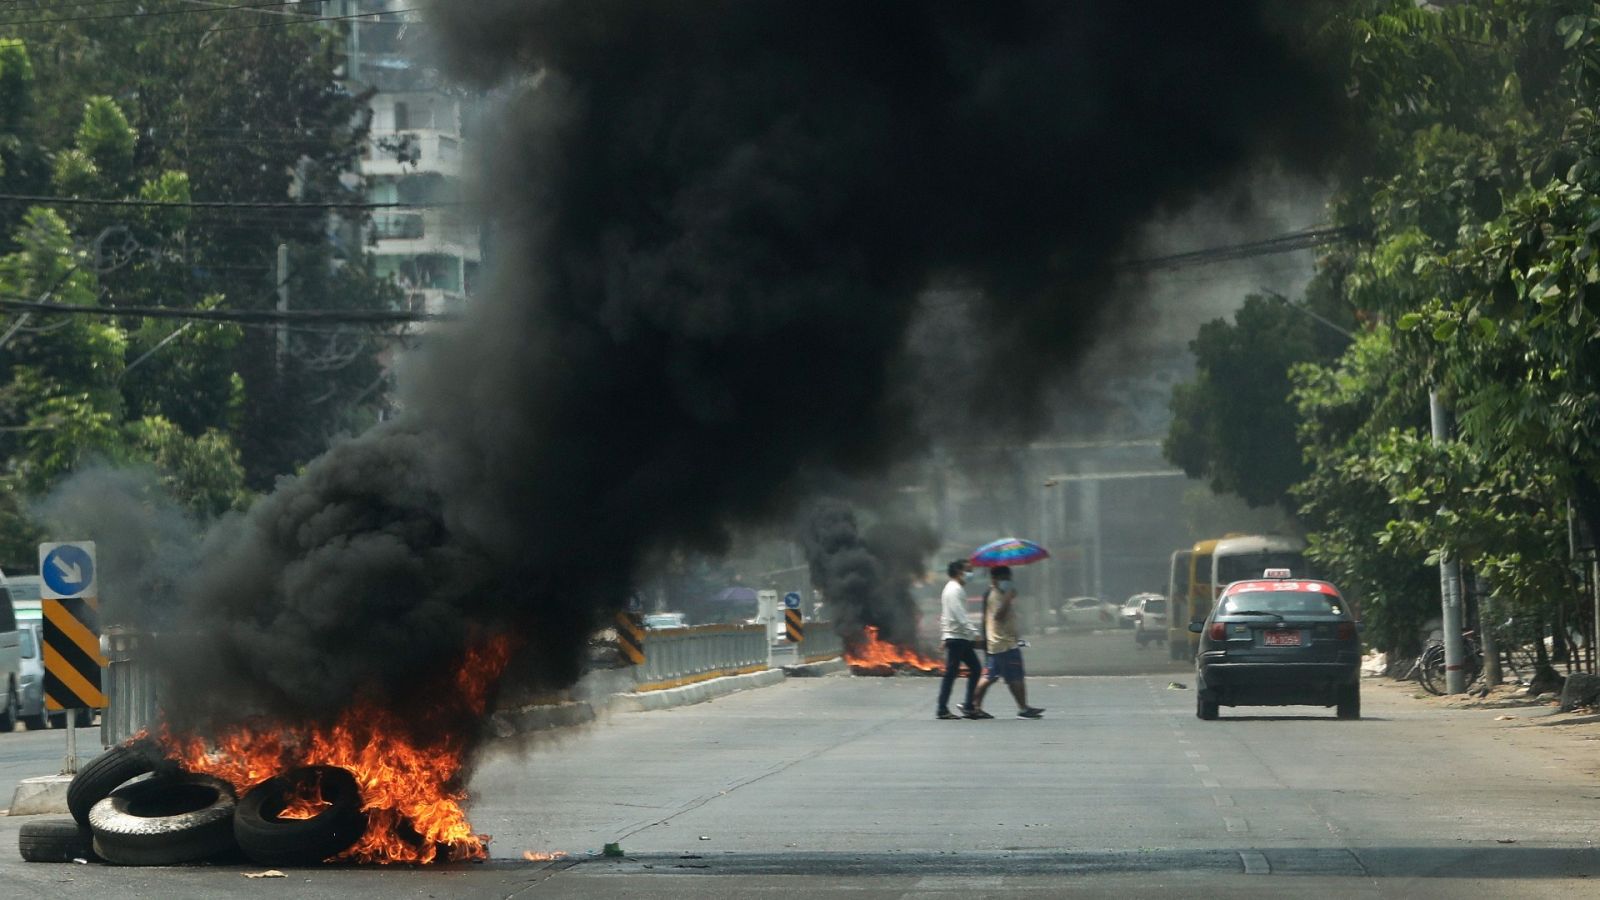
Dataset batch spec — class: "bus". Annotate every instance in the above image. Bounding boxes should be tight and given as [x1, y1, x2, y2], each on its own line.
[1170, 538, 1221, 660]
[1165, 549, 1193, 660]
[1209, 534, 1309, 598]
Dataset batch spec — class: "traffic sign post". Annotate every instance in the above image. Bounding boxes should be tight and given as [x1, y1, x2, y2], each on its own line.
[38, 541, 105, 774]
[783, 591, 803, 643]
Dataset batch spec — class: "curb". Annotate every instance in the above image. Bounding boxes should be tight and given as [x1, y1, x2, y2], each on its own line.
[7, 775, 71, 817]
[613, 668, 787, 712]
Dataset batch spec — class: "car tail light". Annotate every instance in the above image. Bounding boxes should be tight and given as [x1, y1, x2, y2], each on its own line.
[1336, 622, 1355, 641]
[1209, 622, 1226, 641]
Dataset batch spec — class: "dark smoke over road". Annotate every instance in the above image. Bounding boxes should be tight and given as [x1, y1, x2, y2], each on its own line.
[154, 1, 1349, 734]
[801, 500, 938, 649]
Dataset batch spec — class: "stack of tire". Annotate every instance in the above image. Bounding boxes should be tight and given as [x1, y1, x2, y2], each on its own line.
[18, 741, 367, 867]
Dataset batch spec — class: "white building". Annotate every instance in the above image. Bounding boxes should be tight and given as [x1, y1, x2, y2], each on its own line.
[335, 1, 480, 317]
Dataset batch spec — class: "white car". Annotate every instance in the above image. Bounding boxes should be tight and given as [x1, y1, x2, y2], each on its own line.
[1120, 592, 1162, 629]
[1134, 596, 1169, 647]
[1058, 596, 1118, 631]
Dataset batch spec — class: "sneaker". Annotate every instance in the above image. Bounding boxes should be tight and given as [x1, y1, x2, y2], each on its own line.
[1017, 707, 1045, 719]
[936, 710, 960, 720]
[964, 708, 994, 720]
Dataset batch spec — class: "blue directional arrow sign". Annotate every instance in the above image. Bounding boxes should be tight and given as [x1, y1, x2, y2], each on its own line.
[39, 541, 97, 599]
[783, 591, 802, 610]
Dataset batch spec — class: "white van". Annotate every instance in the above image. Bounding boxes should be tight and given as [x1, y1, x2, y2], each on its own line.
[9, 576, 91, 730]
[0, 569, 25, 732]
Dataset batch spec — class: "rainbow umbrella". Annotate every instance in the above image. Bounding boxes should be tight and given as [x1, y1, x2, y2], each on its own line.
[969, 537, 1050, 567]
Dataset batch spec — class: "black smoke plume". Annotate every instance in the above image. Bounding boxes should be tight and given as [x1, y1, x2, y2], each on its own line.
[801, 500, 937, 649]
[152, 2, 1350, 734]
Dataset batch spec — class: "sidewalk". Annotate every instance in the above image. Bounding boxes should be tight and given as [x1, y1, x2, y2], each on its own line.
[1364, 676, 1600, 783]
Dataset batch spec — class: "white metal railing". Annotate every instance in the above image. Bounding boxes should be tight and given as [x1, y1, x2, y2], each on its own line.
[793, 621, 843, 663]
[634, 623, 768, 691]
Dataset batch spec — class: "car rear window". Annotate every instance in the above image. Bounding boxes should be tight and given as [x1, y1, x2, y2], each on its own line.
[1221, 591, 1346, 616]
[1142, 599, 1166, 614]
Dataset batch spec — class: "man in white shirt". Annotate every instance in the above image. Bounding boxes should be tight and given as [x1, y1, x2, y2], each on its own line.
[936, 560, 984, 719]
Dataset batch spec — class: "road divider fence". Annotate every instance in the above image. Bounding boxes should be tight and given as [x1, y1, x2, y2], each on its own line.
[633, 623, 768, 692]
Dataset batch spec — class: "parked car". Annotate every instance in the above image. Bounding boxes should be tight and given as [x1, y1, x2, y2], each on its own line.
[1057, 596, 1118, 631]
[1190, 573, 1361, 720]
[642, 612, 689, 629]
[1133, 595, 1168, 647]
[15, 619, 91, 729]
[1121, 592, 1162, 630]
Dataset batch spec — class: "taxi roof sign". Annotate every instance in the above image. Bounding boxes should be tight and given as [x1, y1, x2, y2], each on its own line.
[1262, 568, 1293, 579]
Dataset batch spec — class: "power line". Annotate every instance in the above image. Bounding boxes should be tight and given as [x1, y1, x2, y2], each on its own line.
[147, 4, 419, 37]
[0, 193, 456, 210]
[0, 296, 447, 323]
[1116, 225, 1363, 272]
[0, 0, 324, 27]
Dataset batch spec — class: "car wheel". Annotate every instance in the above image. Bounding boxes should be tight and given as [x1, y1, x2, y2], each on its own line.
[90, 774, 238, 866]
[21, 711, 47, 731]
[68, 743, 160, 828]
[1196, 689, 1219, 720]
[1336, 684, 1361, 720]
[234, 765, 367, 866]
[0, 685, 18, 732]
[18, 818, 98, 863]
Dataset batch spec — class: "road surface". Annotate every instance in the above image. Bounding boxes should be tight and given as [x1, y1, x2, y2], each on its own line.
[0, 631, 1595, 897]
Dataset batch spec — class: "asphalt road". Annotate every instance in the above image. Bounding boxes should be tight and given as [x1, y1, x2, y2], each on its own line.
[0, 631, 1596, 898]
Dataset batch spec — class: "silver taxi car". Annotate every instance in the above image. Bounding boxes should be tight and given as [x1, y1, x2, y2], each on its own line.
[1188, 570, 1361, 720]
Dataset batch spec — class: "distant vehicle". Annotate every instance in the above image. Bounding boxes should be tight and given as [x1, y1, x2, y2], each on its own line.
[14, 619, 91, 730]
[1167, 549, 1194, 659]
[642, 612, 689, 629]
[1133, 596, 1168, 647]
[0, 569, 25, 732]
[1121, 592, 1161, 630]
[1190, 571, 1361, 720]
[1057, 596, 1117, 631]
[1209, 535, 1310, 599]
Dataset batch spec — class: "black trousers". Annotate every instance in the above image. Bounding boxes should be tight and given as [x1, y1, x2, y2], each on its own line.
[937, 638, 982, 712]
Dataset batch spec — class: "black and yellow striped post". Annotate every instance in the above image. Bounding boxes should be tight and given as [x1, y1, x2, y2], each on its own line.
[616, 611, 645, 665]
[785, 606, 803, 643]
[43, 596, 108, 713]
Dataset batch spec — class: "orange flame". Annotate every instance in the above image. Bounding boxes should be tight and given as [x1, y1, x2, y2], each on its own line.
[523, 850, 570, 861]
[161, 636, 516, 865]
[844, 626, 944, 674]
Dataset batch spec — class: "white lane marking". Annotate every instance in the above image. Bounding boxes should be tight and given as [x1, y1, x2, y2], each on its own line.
[1213, 794, 1235, 807]
[1225, 816, 1249, 833]
[1201, 777, 1221, 788]
[913, 876, 1004, 889]
[1192, 764, 1210, 772]
[1185, 750, 1202, 758]
[1240, 850, 1271, 874]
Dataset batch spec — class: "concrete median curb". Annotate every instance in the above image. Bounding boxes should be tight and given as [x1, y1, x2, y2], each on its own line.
[7, 775, 71, 817]
[613, 668, 787, 712]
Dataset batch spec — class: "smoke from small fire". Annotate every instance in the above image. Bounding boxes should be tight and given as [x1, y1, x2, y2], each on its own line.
[54, 0, 1353, 859]
[800, 500, 937, 650]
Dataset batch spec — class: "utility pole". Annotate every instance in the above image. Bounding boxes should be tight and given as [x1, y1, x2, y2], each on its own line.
[275, 243, 289, 375]
[1430, 389, 1467, 694]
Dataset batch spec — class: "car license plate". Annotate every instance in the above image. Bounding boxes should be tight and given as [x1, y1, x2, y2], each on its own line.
[1263, 630, 1301, 646]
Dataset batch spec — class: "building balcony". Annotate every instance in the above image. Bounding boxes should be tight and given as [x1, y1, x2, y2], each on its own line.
[402, 288, 467, 317]
[362, 130, 463, 178]
[370, 211, 480, 261]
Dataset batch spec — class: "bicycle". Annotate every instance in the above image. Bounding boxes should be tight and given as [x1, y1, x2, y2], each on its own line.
[1416, 631, 1483, 696]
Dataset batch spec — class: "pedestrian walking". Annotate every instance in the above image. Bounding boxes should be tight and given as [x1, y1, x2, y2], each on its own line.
[971, 565, 1045, 719]
[935, 560, 983, 720]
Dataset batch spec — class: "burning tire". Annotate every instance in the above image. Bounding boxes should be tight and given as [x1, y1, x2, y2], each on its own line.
[68, 743, 159, 828]
[89, 774, 238, 866]
[18, 818, 97, 863]
[234, 765, 367, 866]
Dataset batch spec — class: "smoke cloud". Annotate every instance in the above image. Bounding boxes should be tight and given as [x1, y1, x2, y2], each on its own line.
[801, 500, 937, 649]
[150, 1, 1350, 735]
